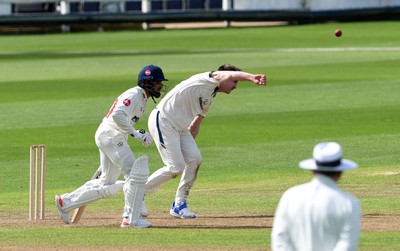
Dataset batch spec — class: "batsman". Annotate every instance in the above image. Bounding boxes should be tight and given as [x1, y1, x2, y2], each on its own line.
[55, 65, 168, 228]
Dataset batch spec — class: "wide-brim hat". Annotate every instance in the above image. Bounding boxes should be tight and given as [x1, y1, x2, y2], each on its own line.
[299, 142, 358, 171]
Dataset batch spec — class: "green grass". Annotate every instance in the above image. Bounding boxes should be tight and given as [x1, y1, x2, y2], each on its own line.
[0, 227, 269, 250]
[1, 21, 400, 250]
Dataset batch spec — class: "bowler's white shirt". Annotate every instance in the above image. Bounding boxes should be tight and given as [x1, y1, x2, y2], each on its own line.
[271, 174, 361, 251]
[156, 72, 220, 131]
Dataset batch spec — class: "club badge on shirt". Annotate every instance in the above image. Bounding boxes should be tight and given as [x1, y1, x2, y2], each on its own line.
[123, 99, 131, 106]
[199, 97, 209, 110]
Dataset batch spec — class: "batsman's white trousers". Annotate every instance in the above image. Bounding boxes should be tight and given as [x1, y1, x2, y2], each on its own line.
[60, 124, 135, 212]
[146, 109, 202, 204]
[95, 124, 136, 181]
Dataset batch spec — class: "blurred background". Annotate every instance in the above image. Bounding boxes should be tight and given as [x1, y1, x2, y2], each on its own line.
[1, 0, 400, 33]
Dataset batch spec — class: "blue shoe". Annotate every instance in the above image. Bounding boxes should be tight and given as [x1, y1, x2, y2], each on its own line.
[169, 201, 196, 219]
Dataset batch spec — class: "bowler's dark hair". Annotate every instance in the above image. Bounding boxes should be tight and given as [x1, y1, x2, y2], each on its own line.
[218, 64, 242, 71]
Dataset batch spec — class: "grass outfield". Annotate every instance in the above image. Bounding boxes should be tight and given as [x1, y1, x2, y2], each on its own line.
[1, 21, 400, 250]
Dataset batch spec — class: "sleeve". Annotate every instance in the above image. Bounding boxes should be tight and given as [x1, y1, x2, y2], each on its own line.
[110, 92, 141, 135]
[198, 96, 209, 118]
[198, 79, 218, 117]
[111, 110, 135, 135]
[271, 193, 296, 251]
[333, 197, 361, 251]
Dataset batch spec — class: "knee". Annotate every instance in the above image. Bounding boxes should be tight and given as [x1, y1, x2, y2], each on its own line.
[169, 160, 186, 175]
[186, 158, 202, 173]
[189, 153, 202, 167]
[104, 182, 124, 198]
[167, 154, 202, 177]
[195, 154, 202, 166]
[120, 157, 135, 176]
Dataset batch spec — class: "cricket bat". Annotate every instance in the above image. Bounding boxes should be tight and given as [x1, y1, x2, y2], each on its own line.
[71, 169, 102, 223]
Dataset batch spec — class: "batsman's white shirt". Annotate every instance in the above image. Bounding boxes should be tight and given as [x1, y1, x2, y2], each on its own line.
[271, 174, 361, 251]
[102, 86, 148, 136]
[156, 72, 220, 131]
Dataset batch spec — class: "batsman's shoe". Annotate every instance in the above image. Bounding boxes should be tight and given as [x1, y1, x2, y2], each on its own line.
[120, 217, 152, 228]
[55, 195, 70, 224]
[170, 201, 196, 219]
[120, 217, 130, 228]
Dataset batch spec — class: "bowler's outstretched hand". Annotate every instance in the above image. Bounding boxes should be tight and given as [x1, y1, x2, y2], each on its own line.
[253, 74, 267, 86]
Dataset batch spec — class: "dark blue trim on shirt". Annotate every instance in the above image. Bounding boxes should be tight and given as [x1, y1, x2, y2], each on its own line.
[156, 111, 166, 149]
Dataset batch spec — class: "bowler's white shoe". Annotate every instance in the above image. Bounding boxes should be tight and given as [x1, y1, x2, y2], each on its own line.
[55, 195, 70, 224]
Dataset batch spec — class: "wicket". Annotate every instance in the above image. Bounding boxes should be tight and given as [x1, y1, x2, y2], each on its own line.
[29, 145, 46, 220]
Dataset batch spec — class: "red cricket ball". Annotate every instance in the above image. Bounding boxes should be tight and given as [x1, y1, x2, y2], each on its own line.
[335, 29, 342, 37]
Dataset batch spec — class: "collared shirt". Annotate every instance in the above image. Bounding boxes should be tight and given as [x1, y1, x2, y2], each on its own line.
[102, 86, 148, 135]
[271, 174, 361, 251]
[156, 72, 220, 131]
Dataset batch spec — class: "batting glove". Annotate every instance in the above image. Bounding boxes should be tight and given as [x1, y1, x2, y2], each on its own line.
[132, 129, 153, 147]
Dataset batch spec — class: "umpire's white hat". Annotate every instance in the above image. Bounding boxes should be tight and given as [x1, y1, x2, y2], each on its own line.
[299, 142, 358, 171]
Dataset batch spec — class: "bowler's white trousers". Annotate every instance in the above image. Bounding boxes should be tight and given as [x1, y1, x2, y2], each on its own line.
[146, 109, 202, 204]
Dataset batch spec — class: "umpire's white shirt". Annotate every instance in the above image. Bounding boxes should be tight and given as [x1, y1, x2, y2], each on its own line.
[156, 72, 219, 131]
[271, 174, 361, 251]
